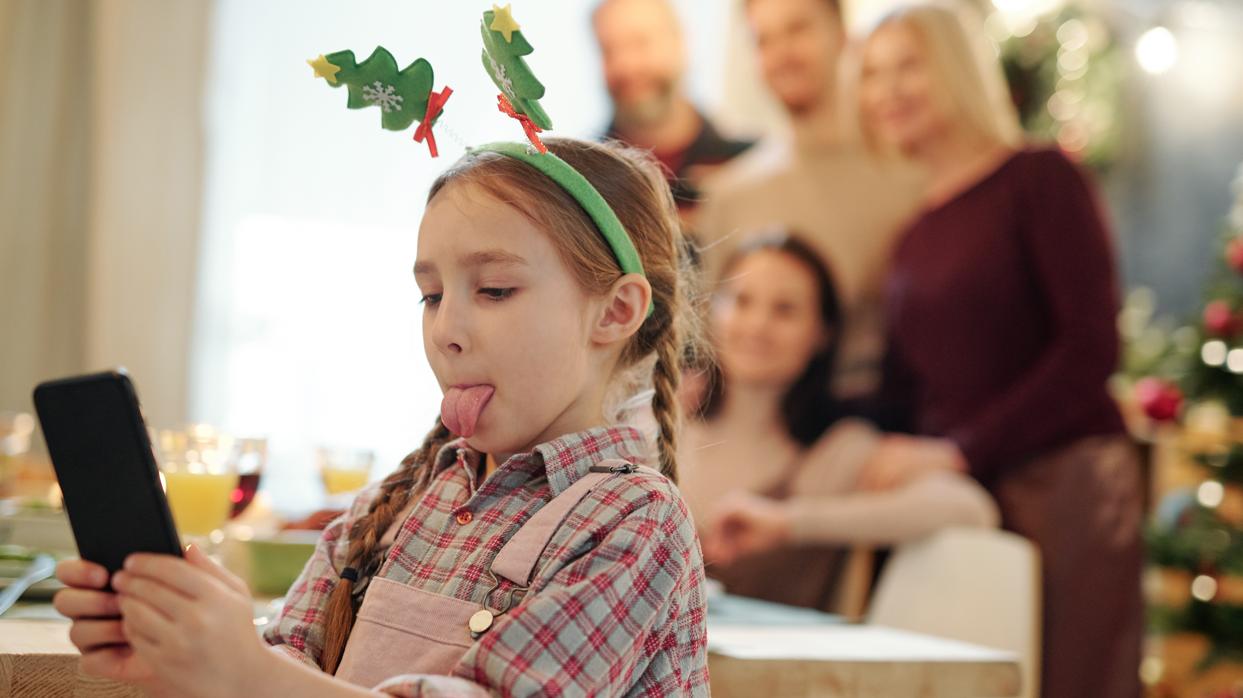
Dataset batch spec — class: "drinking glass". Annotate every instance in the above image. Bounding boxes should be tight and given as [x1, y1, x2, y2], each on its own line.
[0, 412, 34, 496]
[316, 447, 374, 503]
[229, 437, 267, 519]
[157, 425, 238, 548]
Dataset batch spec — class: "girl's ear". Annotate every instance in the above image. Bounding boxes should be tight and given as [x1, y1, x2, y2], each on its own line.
[591, 273, 652, 345]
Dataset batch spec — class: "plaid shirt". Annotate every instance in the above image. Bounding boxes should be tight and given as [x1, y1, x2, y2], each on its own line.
[264, 426, 710, 697]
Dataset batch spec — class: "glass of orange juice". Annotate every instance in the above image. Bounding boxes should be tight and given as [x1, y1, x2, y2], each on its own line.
[316, 447, 374, 502]
[157, 425, 238, 548]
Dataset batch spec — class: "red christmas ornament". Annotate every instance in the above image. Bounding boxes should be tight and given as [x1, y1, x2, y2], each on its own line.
[1135, 377, 1183, 422]
[1204, 299, 1239, 337]
[1227, 237, 1243, 274]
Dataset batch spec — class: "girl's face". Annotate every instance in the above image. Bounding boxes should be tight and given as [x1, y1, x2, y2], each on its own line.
[859, 21, 947, 154]
[714, 250, 827, 389]
[415, 182, 613, 457]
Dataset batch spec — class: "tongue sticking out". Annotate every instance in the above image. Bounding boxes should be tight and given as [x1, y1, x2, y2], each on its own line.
[440, 385, 495, 437]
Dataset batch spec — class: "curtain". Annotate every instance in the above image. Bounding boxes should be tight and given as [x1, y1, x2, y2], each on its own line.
[0, 0, 91, 413]
[0, 0, 210, 428]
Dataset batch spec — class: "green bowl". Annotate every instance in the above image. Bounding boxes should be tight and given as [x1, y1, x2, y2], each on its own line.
[245, 532, 320, 597]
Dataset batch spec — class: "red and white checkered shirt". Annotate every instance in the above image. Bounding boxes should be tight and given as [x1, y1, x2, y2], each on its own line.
[264, 426, 710, 696]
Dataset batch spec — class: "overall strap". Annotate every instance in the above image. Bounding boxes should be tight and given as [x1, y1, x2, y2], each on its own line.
[490, 458, 660, 588]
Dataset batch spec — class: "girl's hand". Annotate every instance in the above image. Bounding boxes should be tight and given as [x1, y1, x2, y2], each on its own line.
[111, 545, 272, 698]
[53, 558, 156, 684]
[703, 492, 792, 566]
[857, 435, 968, 491]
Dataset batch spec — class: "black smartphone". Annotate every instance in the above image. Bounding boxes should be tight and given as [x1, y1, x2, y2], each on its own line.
[33, 370, 182, 578]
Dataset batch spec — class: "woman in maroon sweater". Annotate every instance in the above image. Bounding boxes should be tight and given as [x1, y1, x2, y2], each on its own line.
[855, 4, 1143, 697]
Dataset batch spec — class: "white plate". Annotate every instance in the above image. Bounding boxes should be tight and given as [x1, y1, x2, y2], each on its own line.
[0, 574, 63, 599]
[0, 557, 64, 599]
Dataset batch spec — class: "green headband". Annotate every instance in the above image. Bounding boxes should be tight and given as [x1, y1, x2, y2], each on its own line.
[472, 141, 653, 317]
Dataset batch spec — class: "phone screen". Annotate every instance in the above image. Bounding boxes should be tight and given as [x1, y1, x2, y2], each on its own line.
[34, 371, 182, 575]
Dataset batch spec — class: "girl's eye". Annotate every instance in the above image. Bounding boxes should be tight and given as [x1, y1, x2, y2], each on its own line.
[479, 287, 515, 301]
[420, 293, 443, 306]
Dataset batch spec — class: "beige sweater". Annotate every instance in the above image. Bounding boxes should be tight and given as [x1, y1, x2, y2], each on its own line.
[696, 134, 925, 398]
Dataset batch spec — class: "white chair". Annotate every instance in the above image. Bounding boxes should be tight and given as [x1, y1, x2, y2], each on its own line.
[867, 527, 1042, 698]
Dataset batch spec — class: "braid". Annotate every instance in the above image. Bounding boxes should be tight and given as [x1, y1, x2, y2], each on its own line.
[319, 419, 453, 674]
[650, 325, 683, 481]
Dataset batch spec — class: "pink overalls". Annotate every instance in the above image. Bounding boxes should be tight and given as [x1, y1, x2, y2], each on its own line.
[335, 459, 652, 688]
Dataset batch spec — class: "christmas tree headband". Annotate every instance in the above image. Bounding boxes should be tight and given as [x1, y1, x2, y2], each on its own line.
[307, 4, 651, 315]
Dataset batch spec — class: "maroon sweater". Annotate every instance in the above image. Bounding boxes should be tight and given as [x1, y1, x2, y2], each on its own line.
[883, 147, 1126, 484]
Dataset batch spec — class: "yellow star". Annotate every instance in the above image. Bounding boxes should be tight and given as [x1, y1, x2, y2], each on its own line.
[489, 4, 521, 43]
[307, 54, 341, 84]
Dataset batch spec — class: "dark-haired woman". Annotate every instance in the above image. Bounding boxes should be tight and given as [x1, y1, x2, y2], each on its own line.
[678, 233, 997, 613]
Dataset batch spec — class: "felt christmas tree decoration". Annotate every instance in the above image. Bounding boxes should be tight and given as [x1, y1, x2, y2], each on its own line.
[481, 4, 552, 152]
[308, 48, 452, 157]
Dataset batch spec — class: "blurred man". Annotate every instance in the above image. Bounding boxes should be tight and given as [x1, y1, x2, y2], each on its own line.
[698, 0, 925, 400]
[593, 0, 752, 223]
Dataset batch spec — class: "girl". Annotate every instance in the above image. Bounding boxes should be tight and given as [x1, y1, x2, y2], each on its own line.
[52, 138, 711, 696]
[855, 4, 1143, 697]
[680, 233, 996, 613]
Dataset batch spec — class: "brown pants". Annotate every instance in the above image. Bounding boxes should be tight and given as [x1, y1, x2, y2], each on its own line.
[994, 434, 1144, 698]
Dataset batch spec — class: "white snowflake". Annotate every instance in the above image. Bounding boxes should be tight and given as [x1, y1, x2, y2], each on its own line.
[489, 56, 515, 100]
[361, 81, 404, 113]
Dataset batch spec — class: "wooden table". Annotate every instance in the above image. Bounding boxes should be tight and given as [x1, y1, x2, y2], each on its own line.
[0, 620, 142, 698]
[707, 595, 1021, 698]
[0, 596, 1019, 697]
[709, 624, 1021, 697]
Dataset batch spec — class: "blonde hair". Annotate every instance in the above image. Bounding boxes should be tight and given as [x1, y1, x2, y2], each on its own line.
[855, 0, 1022, 153]
[317, 137, 702, 673]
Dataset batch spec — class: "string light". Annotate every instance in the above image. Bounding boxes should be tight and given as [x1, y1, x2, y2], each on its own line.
[1140, 655, 1165, 685]
[1198, 480, 1225, 508]
[1202, 339, 1228, 366]
[1136, 26, 1179, 74]
[1058, 48, 1089, 74]
[1056, 18, 1089, 50]
[1228, 348, 1243, 374]
[1191, 574, 1218, 602]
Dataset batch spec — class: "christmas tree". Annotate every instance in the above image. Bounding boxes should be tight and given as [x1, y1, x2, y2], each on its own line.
[309, 48, 437, 132]
[480, 4, 552, 131]
[1132, 163, 1243, 697]
[997, 4, 1124, 169]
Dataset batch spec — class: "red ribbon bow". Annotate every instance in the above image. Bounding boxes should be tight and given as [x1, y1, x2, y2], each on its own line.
[413, 86, 453, 158]
[497, 93, 547, 154]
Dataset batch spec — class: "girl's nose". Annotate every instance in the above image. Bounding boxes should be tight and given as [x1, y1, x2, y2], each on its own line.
[430, 297, 468, 355]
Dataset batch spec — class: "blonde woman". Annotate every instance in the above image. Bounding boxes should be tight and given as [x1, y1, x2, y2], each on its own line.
[854, 3, 1143, 697]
